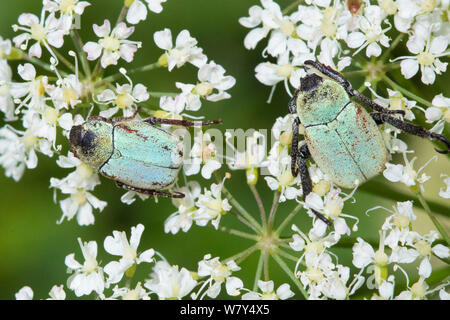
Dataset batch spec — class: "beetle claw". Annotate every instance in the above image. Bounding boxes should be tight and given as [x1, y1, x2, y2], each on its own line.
[434, 136, 450, 154]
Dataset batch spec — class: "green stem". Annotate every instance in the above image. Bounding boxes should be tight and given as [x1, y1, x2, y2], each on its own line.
[282, 0, 302, 14]
[70, 30, 91, 79]
[416, 191, 450, 246]
[275, 203, 303, 236]
[149, 91, 178, 98]
[267, 191, 281, 231]
[272, 253, 308, 299]
[224, 245, 258, 265]
[218, 226, 259, 241]
[230, 210, 260, 234]
[249, 184, 266, 228]
[277, 249, 300, 263]
[380, 33, 405, 62]
[359, 179, 450, 218]
[382, 74, 433, 108]
[53, 48, 75, 73]
[253, 252, 264, 291]
[103, 62, 161, 82]
[216, 173, 262, 232]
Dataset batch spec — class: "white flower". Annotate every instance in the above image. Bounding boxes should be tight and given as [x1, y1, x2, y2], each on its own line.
[83, 20, 141, 68]
[383, 152, 436, 191]
[103, 224, 155, 285]
[97, 74, 149, 117]
[15, 286, 33, 300]
[65, 238, 105, 297]
[195, 61, 236, 101]
[264, 144, 301, 202]
[425, 94, 450, 134]
[47, 285, 66, 300]
[194, 180, 231, 229]
[109, 282, 149, 300]
[242, 280, 294, 300]
[0, 125, 51, 181]
[195, 254, 241, 299]
[153, 28, 207, 71]
[184, 131, 221, 179]
[395, 30, 448, 84]
[346, 5, 391, 57]
[10, 63, 48, 113]
[164, 181, 201, 234]
[12, 9, 66, 59]
[226, 131, 268, 184]
[48, 74, 83, 110]
[126, 0, 166, 24]
[0, 59, 15, 121]
[303, 187, 359, 237]
[439, 174, 450, 199]
[144, 260, 197, 300]
[44, 0, 90, 31]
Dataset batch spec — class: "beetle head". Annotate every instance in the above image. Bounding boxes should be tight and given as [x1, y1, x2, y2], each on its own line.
[69, 120, 114, 169]
[300, 73, 323, 93]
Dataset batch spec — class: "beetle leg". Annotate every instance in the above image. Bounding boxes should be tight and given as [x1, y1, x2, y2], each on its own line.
[144, 117, 222, 127]
[116, 181, 185, 198]
[113, 107, 142, 122]
[372, 113, 450, 154]
[291, 117, 300, 177]
[288, 90, 299, 114]
[296, 144, 332, 226]
[304, 60, 404, 116]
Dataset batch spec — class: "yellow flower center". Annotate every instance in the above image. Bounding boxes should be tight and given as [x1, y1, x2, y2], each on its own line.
[100, 36, 121, 51]
[279, 131, 292, 146]
[415, 240, 432, 257]
[417, 52, 435, 66]
[115, 93, 134, 109]
[194, 82, 213, 97]
[76, 163, 94, 179]
[324, 199, 342, 218]
[380, 0, 398, 15]
[374, 249, 388, 266]
[320, 8, 337, 38]
[30, 23, 46, 42]
[411, 281, 426, 299]
[44, 106, 59, 125]
[279, 169, 294, 187]
[305, 266, 324, 283]
[21, 135, 38, 149]
[63, 87, 77, 104]
[60, 0, 77, 14]
[276, 64, 293, 78]
[71, 190, 87, 206]
[419, 0, 436, 14]
[312, 180, 331, 197]
[389, 95, 405, 111]
[157, 53, 168, 67]
[280, 20, 295, 37]
[392, 214, 410, 229]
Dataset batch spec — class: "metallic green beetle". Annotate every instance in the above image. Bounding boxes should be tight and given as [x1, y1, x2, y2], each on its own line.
[69, 113, 220, 198]
[290, 60, 450, 225]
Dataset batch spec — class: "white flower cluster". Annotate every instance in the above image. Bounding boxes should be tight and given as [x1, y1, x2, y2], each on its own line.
[0, 0, 235, 226]
[240, 0, 450, 100]
[14, 223, 294, 300]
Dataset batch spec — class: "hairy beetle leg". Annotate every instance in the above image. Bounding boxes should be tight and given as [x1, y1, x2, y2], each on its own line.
[116, 181, 185, 198]
[371, 112, 450, 154]
[144, 117, 222, 127]
[304, 60, 404, 116]
[293, 143, 333, 226]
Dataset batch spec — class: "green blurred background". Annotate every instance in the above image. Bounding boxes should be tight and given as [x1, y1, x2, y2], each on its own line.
[0, 0, 448, 299]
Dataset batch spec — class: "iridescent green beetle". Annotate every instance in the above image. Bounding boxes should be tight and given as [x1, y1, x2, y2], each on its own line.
[69, 113, 220, 198]
[290, 60, 450, 225]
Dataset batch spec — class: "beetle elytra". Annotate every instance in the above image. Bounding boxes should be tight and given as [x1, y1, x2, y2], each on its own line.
[289, 60, 450, 225]
[69, 112, 221, 198]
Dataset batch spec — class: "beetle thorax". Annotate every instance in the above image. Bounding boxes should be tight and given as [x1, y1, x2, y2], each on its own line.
[69, 120, 114, 170]
[296, 77, 350, 126]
